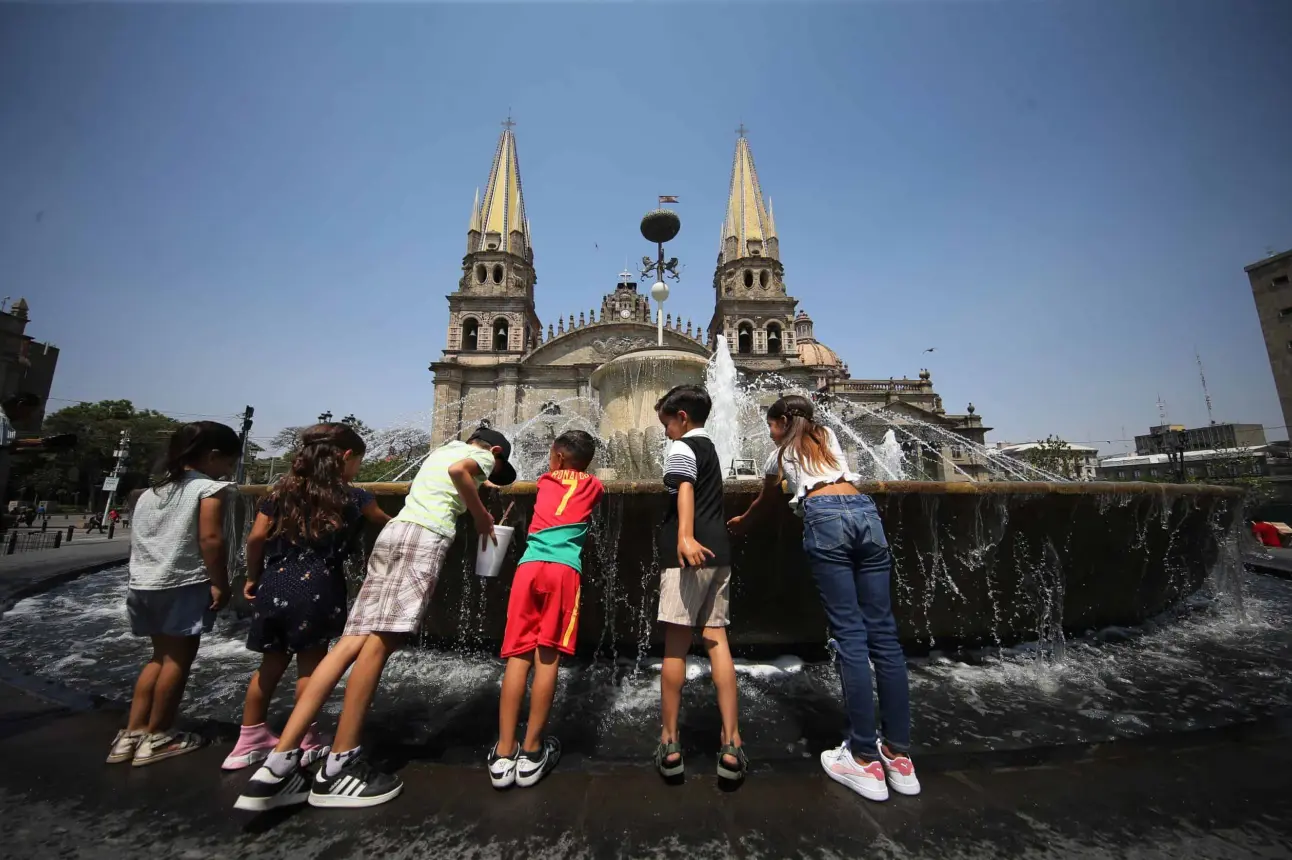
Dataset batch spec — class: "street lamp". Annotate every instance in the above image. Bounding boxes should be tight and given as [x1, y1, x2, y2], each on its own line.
[319, 411, 333, 424]
[640, 204, 682, 347]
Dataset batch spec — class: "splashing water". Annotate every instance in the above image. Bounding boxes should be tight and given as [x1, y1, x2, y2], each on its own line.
[705, 335, 742, 477]
[875, 429, 907, 481]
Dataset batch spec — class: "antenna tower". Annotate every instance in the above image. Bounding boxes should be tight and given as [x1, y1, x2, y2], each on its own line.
[1196, 350, 1215, 425]
[1157, 395, 1168, 426]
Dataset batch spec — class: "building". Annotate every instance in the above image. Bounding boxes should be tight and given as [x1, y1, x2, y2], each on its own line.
[1134, 422, 1266, 455]
[429, 125, 990, 480]
[992, 440, 1100, 481]
[1247, 247, 1292, 433]
[0, 298, 61, 503]
[1097, 447, 1273, 482]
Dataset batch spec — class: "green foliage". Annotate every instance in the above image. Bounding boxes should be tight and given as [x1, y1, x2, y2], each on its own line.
[5, 400, 183, 507]
[1020, 435, 1084, 480]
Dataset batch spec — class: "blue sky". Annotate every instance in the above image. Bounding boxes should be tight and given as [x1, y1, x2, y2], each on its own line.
[3, 1, 1290, 454]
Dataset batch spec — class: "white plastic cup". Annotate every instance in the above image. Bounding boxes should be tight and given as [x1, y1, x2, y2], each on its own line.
[475, 525, 515, 578]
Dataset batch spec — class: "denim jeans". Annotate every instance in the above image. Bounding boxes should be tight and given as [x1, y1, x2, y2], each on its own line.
[802, 494, 911, 756]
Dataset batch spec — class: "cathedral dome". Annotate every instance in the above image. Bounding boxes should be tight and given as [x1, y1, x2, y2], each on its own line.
[797, 340, 842, 368]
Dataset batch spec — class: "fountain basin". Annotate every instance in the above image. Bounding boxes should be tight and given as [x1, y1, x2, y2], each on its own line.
[236, 480, 1245, 653]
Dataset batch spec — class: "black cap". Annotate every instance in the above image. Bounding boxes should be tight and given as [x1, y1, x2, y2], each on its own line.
[467, 426, 518, 486]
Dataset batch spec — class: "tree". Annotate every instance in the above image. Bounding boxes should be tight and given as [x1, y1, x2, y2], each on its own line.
[5, 400, 182, 508]
[1020, 435, 1084, 481]
[267, 426, 307, 454]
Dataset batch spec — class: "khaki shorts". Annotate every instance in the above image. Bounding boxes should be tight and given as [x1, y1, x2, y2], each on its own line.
[343, 520, 451, 636]
[657, 566, 732, 628]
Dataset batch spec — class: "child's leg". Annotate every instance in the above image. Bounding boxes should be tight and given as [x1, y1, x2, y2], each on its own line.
[521, 647, 560, 753]
[497, 653, 534, 756]
[242, 652, 291, 727]
[294, 646, 328, 704]
[331, 631, 404, 754]
[659, 623, 692, 763]
[701, 625, 742, 766]
[272, 634, 366, 753]
[125, 649, 164, 732]
[145, 634, 201, 733]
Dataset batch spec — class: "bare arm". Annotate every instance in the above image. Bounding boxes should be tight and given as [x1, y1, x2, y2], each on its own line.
[448, 458, 495, 548]
[729, 475, 783, 535]
[676, 482, 714, 568]
[199, 494, 231, 610]
[360, 499, 392, 526]
[244, 512, 273, 587]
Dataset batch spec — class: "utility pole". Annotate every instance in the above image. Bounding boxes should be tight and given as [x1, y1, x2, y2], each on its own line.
[102, 429, 130, 522]
[235, 405, 254, 484]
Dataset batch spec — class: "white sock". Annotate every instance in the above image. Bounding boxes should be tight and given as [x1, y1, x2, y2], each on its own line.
[265, 748, 301, 777]
[324, 746, 363, 779]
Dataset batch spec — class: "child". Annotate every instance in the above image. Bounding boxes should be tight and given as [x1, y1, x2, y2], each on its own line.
[222, 422, 391, 771]
[106, 421, 240, 767]
[489, 430, 604, 789]
[652, 384, 745, 781]
[235, 425, 517, 811]
[729, 394, 918, 802]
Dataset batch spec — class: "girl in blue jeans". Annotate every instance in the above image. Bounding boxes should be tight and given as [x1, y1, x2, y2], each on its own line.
[729, 394, 918, 802]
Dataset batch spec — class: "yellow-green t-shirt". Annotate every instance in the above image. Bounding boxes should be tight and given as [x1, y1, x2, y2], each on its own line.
[395, 441, 496, 538]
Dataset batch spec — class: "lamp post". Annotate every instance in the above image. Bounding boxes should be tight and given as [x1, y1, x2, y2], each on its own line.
[640, 201, 682, 347]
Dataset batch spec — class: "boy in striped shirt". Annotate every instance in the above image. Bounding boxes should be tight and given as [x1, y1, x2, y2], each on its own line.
[488, 430, 604, 788]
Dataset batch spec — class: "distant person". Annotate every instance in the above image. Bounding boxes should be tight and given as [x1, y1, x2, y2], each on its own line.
[489, 430, 603, 789]
[22, 508, 36, 527]
[652, 384, 745, 782]
[1251, 520, 1282, 548]
[235, 426, 517, 812]
[730, 395, 919, 802]
[223, 423, 390, 772]
[105, 421, 240, 768]
[109, 508, 120, 526]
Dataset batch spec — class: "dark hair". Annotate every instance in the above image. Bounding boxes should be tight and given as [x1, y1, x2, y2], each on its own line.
[155, 421, 241, 488]
[655, 384, 712, 424]
[767, 395, 840, 476]
[553, 430, 597, 471]
[268, 422, 367, 544]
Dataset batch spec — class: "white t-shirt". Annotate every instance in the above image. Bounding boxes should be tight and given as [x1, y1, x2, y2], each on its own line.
[763, 427, 860, 516]
[129, 472, 235, 590]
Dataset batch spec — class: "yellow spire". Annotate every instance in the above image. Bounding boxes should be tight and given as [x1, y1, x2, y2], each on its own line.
[720, 131, 776, 263]
[468, 187, 481, 231]
[474, 119, 530, 254]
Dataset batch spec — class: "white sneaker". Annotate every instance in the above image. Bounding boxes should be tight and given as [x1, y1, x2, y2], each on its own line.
[132, 730, 204, 767]
[877, 741, 921, 796]
[106, 729, 143, 764]
[487, 742, 518, 789]
[820, 741, 888, 802]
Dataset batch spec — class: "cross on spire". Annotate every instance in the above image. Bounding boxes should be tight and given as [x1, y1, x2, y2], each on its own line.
[502, 112, 516, 131]
[735, 122, 747, 138]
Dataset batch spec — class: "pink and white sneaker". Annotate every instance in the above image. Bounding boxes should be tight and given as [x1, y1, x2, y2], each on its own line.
[299, 723, 332, 768]
[820, 741, 888, 802]
[877, 741, 921, 796]
[221, 724, 281, 771]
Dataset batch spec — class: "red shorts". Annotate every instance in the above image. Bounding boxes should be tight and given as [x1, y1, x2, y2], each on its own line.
[501, 561, 581, 658]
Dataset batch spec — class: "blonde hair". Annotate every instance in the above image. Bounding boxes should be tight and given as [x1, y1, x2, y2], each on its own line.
[767, 395, 839, 477]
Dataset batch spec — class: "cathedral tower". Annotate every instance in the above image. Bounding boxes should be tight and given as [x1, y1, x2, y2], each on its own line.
[707, 128, 799, 363]
[444, 120, 541, 357]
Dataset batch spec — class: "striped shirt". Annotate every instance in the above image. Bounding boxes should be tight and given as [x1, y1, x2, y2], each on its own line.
[658, 428, 731, 567]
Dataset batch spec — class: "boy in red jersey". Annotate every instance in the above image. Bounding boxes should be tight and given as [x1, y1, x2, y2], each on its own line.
[488, 430, 604, 788]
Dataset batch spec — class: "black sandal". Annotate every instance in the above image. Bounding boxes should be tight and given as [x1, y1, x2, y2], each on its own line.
[655, 741, 684, 778]
[716, 743, 748, 781]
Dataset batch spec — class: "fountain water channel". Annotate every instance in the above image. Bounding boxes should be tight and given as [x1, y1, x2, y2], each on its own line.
[0, 334, 1259, 762]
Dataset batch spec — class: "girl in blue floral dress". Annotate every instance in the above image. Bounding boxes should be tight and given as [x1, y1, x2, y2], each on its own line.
[222, 423, 390, 770]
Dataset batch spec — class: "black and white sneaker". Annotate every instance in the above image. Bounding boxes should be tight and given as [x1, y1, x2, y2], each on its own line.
[488, 742, 518, 789]
[233, 763, 311, 812]
[308, 755, 404, 808]
[515, 737, 561, 787]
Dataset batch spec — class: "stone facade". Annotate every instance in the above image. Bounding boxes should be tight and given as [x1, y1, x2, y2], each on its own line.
[430, 128, 990, 480]
[1247, 248, 1292, 433]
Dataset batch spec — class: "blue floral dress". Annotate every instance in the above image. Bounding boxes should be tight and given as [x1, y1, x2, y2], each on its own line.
[246, 487, 375, 654]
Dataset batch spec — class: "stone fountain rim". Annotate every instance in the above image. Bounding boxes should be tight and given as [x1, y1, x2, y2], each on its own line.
[588, 345, 711, 389]
[239, 480, 1246, 498]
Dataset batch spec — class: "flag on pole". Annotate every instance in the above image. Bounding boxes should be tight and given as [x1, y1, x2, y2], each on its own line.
[658, 195, 679, 204]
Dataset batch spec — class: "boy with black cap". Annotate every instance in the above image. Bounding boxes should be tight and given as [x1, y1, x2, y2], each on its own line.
[236, 426, 517, 812]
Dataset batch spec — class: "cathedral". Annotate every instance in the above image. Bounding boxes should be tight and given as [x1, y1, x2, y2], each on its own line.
[429, 125, 990, 481]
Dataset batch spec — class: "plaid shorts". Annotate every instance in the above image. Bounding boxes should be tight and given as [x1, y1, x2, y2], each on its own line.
[342, 520, 452, 636]
[657, 566, 732, 628]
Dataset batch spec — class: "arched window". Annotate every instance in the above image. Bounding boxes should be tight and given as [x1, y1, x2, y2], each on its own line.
[492, 264, 504, 284]
[493, 317, 510, 352]
[743, 270, 753, 288]
[766, 322, 783, 355]
[759, 270, 769, 289]
[475, 264, 487, 283]
[461, 318, 479, 351]
[737, 322, 753, 355]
